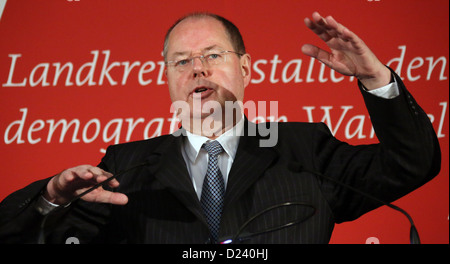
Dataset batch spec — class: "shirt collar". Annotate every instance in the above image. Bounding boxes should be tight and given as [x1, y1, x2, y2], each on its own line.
[183, 116, 245, 164]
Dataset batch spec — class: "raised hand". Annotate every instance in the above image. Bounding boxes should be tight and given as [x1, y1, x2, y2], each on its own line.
[301, 11, 391, 90]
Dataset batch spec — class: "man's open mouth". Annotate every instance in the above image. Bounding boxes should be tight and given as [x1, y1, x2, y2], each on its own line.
[194, 87, 208, 93]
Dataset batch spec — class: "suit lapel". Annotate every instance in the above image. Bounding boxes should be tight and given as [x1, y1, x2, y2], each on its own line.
[145, 132, 207, 227]
[143, 121, 279, 228]
[224, 120, 279, 210]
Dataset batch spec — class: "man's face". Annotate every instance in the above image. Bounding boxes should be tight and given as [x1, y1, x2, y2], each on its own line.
[165, 17, 251, 129]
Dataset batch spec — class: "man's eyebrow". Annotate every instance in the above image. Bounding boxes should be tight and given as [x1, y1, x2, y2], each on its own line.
[171, 51, 189, 58]
[170, 45, 224, 58]
[202, 45, 222, 52]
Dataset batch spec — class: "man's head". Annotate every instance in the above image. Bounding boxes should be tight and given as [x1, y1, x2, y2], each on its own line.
[164, 13, 251, 136]
[163, 13, 246, 61]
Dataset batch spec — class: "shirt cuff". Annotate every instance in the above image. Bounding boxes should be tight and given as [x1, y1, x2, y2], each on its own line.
[35, 195, 68, 215]
[365, 73, 399, 99]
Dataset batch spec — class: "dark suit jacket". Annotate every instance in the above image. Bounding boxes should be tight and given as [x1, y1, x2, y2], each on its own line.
[0, 69, 441, 243]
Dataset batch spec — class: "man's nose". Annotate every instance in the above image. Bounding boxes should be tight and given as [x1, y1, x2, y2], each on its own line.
[192, 57, 208, 77]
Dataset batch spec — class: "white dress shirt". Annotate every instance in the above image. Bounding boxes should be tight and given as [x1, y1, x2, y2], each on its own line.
[181, 116, 245, 200]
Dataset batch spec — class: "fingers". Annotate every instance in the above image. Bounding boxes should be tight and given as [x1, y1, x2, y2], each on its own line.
[84, 166, 119, 188]
[303, 11, 386, 84]
[301, 44, 332, 67]
[304, 12, 356, 44]
[67, 165, 118, 189]
[46, 165, 123, 205]
[102, 191, 128, 205]
[81, 187, 128, 205]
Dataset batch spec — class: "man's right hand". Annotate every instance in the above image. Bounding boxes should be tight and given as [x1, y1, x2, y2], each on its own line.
[44, 165, 128, 206]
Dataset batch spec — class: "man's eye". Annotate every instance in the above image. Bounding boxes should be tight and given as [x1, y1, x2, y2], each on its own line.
[176, 59, 190, 67]
[206, 53, 221, 60]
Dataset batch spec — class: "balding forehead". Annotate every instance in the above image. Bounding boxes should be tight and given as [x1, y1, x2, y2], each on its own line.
[163, 14, 235, 60]
[165, 16, 232, 59]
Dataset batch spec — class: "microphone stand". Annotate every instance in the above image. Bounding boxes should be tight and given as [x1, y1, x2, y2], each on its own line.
[292, 163, 420, 244]
[221, 163, 420, 244]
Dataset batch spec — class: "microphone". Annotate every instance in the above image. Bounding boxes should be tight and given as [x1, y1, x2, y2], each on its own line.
[219, 162, 420, 244]
[37, 161, 151, 244]
[219, 202, 317, 244]
[290, 162, 420, 244]
[58, 161, 151, 209]
[38, 160, 420, 244]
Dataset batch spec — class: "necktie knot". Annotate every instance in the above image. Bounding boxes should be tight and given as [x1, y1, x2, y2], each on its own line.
[203, 140, 224, 157]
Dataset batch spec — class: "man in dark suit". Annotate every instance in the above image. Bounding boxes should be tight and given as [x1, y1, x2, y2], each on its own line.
[0, 12, 440, 244]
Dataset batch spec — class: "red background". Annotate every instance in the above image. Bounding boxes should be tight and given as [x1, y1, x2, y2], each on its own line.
[0, 0, 448, 244]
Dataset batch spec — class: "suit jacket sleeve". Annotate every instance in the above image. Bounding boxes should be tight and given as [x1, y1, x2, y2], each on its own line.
[0, 178, 50, 243]
[313, 67, 441, 223]
[0, 149, 117, 244]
